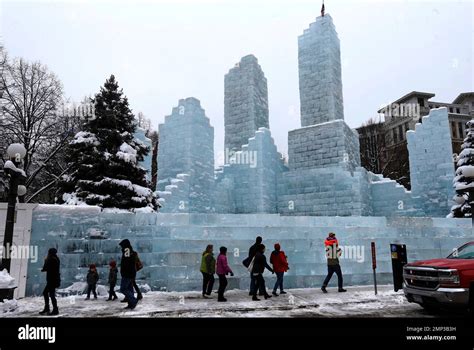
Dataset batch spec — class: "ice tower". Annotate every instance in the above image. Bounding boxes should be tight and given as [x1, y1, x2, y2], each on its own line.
[224, 55, 269, 153]
[157, 98, 214, 212]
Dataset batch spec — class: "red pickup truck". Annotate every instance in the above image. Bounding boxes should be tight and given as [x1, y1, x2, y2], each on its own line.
[403, 242, 474, 311]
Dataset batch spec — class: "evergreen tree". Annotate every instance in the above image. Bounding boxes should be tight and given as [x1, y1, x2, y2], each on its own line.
[450, 119, 474, 218]
[59, 75, 159, 210]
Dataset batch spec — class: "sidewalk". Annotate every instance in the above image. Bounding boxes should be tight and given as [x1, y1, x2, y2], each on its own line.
[1, 285, 433, 318]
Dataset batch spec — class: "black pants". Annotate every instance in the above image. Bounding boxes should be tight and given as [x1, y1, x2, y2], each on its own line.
[133, 280, 142, 298]
[253, 273, 266, 296]
[43, 284, 57, 311]
[201, 272, 214, 295]
[250, 273, 266, 295]
[217, 274, 228, 299]
[108, 283, 117, 299]
[86, 283, 97, 298]
[322, 264, 343, 289]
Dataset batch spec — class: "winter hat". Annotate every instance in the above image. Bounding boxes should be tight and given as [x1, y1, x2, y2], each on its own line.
[328, 232, 336, 238]
[109, 260, 117, 268]
[274, 243, 281, 251]
[219, 246, 227, 254]
[48, 248, 57, 256]
[89, 264, 96, 269]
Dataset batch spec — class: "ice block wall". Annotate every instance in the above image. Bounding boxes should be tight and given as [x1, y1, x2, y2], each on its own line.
[26, 205, 473, 295]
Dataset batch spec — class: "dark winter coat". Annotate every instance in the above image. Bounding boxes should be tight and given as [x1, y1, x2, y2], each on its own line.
[87, 270, 99, 285]
[270, 250, 289, 273]
[108, 267, 118, 286]
[252, 252, 274, 274]
[119, 239, 137, 279]
[248, 243, 259, 259]
[41, 248, 61, 288]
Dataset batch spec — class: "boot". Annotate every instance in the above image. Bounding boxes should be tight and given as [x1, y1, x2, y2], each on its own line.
[264, 294, 272, 299]
[252, 296, 260, 301]
[48, 308, 59, 316]
[137, 293, 143, 301]
[338, 288, 347, 293]
[112, 295, 118, 300]
[272, 291, 279, 297]
[120, 298, 128, 303]
[39, 307, 49, 315]
[106, 297, 112, 301]
[321, 286, 328, 294]
[218, 297, 227, 302]
[280, 291, 287, 294]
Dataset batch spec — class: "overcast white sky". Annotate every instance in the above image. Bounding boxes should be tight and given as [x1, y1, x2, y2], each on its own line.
[1, 0, 473, 164]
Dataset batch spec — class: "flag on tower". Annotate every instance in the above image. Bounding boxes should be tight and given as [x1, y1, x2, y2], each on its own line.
[321, 1, 325, 17]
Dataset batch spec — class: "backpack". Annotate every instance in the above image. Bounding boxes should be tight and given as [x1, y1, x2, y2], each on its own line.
[135, 253, 144, 271]
[242, 256, 251, 268]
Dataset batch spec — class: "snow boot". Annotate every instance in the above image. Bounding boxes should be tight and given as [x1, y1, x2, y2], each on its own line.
[272, 291, 279, 297]
[84, 297, 90, 300]
[218, 297, 227, 302]
[321, 286, 328, 294]
[137, 293, 143, 301]
[280, 291, 287, 294]
[338, 288, 347, 293]
[39, 307, 49, 315]
[252, 296, 260, 301]
[48, 308, 59, 316]
[264, 294, 272, 300]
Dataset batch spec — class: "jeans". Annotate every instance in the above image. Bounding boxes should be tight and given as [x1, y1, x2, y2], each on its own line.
[86, 283, 97, 298]
[273, 272, 285, 292]
[201, 272, 214, 295]
[217, 274, 228, 299]
[120, 277, 137, 307]
[322, 264, 343, 289]
[43, 284, 57, 311]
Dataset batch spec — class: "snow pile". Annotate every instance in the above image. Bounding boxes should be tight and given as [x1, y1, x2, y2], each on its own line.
[3, 160, 26, 177]
[0, 299, 18, 313]
[0, 270, 17, 289]
[57, 282, 87, 296]
[116, 142, 137, 163]
[71, 131, 99, 146]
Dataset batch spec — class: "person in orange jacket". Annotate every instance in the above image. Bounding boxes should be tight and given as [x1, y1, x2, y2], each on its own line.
[321, 232, 346, 293]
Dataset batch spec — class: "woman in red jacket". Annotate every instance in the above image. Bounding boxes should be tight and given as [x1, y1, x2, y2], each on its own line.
[270, 243, 289, 296]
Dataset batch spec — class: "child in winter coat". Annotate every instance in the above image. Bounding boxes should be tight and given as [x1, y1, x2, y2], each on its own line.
[85, 264, 99, 300]
[270, 243, 289, 296]
[216, 246, 234, 302]
[107, 260, 118, 301]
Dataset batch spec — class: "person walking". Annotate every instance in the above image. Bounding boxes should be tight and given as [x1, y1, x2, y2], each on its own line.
[85, 264, 99, 300]
[270, 243, 289, 296]
[244, 236, 266, 296]
[321, 232, 347, 293]
[107, 260, 118, 301]
[251, 244, 273, 301]
[200, 244, 216, 298]
[216, 246, 234, 302]
[39, 248, 61, 316]
[119, 239, 138, 310]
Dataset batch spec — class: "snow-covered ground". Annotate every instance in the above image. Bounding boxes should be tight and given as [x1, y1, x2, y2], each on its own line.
[0, 285, 439, 318]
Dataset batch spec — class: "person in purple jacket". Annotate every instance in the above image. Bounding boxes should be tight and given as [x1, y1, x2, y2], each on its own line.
[216, 246, 234, 302]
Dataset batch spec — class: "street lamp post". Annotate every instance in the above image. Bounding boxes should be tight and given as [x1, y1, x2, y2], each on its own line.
[1, 143, 27, 273]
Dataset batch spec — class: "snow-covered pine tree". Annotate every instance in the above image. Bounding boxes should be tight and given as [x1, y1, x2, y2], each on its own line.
[59, 75, 159, 211]
[450, 119, 474, 218]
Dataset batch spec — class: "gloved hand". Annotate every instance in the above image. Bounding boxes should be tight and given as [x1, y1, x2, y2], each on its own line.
[230, 272, 234, 277]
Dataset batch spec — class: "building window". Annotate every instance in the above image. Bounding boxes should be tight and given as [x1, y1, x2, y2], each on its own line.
[417, 97, 425, 107]
[451, 121, 457, 138]
[456, 108, 461, 114]
[393, 128, 398, 143]
[449, 107, 453, 113]
[458, 122, 464, 139]
[398, 125, 404, 141]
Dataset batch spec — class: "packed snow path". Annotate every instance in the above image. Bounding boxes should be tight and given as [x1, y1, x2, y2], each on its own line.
[0, 286, 458, 318]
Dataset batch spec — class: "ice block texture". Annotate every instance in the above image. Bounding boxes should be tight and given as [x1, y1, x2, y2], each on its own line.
[407, 108, 455, 217]
[157, 98, 215, 213]
[298, 14, 344, 127]
[26, 206, 473, 295]
[224, 55, 269, 152]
